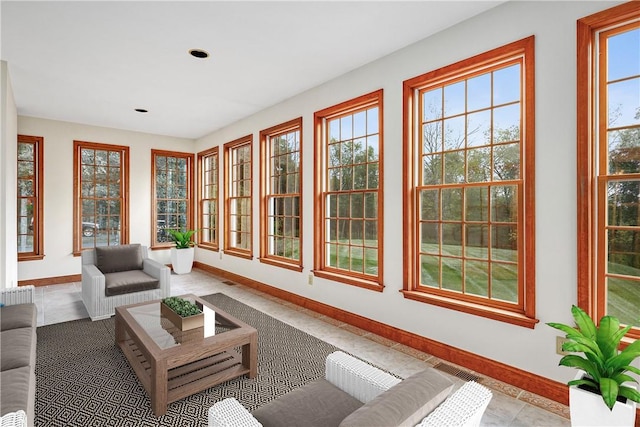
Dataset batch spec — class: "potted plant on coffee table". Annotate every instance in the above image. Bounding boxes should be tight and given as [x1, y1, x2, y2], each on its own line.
[547, 305, 640, 426]
[167, 229, 196, 275]
[161, 296, 203, 331]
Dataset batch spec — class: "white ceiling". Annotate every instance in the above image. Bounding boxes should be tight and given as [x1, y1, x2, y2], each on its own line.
[1, 1, 503, 139]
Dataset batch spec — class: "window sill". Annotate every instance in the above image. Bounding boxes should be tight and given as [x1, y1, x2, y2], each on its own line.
[313, 270, 384, 292]
[18, 254, 45, 262]
[401, 290, 539, 329]
[223, 249, 253, 260]
[259, 257, 303, 272]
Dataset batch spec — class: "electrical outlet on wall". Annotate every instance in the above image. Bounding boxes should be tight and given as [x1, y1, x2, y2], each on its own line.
[556, 336, 571, 355]
[308, 274, 313, 286]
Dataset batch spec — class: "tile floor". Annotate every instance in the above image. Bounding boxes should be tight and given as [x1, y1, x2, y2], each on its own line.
[33, 268, 571, 426]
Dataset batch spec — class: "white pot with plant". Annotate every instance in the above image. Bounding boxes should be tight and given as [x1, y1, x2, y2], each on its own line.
[167, 229, 196, 275]
[547, 305, 640, 426]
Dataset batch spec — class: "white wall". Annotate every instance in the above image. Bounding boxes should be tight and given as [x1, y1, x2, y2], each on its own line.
[17, 116, 194, 279]
[193, 0, 621, 384]
[1, 60, 18, 289]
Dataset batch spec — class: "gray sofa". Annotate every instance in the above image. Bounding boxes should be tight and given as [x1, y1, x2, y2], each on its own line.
[0, 285, 37, 427]
[208, 351, 492, 427]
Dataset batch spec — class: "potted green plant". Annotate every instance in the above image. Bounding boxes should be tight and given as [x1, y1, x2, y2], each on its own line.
[547, 305, 640, 426]
[167, 229, 196, 274]
[161, 296, 203, 331]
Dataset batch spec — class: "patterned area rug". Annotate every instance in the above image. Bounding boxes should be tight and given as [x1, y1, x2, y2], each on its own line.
[35, 293, 339, 426]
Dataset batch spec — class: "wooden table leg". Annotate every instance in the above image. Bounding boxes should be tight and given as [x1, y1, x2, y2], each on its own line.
[150, 359, 168, 416]
[244, 332, 258, 378]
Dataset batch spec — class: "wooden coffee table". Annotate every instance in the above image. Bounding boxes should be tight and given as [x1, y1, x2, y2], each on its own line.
[114, 294, 257, 416]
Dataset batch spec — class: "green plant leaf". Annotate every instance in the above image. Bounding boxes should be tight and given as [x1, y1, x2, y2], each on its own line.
[571, 305, 597, 340]
[569, 378, 598, 389]
[596, 316, 621, 360]
[619, 386, 640, 404]
[599, 377, 619, 410]
[559, 355, 599, 381]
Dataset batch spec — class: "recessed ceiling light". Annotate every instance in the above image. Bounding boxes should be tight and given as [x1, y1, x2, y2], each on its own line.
[189, 49, 209, 59]
[135, 108, 148, 113]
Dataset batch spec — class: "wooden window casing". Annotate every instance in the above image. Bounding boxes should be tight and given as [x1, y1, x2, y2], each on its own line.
[73, 140, 129, 254]
[578, 2, 640, 340]
[17, 135, 44, 261]
[198, 147, 219, 251]
[314, 90, 384, 291]
[402, 37, 537, 328]
[224, 135, 253, 259]
[151, 150, 194, 249]
[260, 118, 303, 271]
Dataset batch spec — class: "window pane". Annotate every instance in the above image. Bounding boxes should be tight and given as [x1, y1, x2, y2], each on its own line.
[467, 74, 491, 111]
[608, 28, 640, 81]
[608, 229, 640, 276]
[466, 260, 489, 297]
[608, 180, 640, 226]
[608, 130, 640, 174]
[491, 263, 518, 303]
[493, 64, 520, 105]
[606, 276, 640, 326]
[608, 79, 640, 129]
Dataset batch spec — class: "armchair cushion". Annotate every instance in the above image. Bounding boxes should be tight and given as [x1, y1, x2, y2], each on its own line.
[95, 244, 143, 273]
[104, 270, 160, 296]
[339, 368, 453, 427]
[253, 379, 363, 427]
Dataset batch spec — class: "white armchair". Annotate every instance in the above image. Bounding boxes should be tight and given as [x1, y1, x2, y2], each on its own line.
[208, 351, 493, 427]
[81, 244, 170, 321]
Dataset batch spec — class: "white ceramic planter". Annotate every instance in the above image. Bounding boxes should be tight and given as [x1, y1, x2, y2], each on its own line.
[170, 247, 194, 275]
[569, 371, 636, 427]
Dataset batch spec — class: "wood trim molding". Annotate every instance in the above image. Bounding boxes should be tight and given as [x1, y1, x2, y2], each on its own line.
[193, 261, 568, 405]
[18, 274, 81, 287]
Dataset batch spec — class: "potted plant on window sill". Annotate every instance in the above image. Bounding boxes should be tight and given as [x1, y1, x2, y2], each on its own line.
[547, 305, 640, 426]
[167, 229, 196, 275]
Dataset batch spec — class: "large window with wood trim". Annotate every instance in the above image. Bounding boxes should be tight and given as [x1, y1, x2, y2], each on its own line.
[314, 90, 384, 291]
[198, 147, 219, 251]
[73, 140, 129, 254]
[18, 135, 44, 260]
[260, 118, 303, 270]
[402, 37, 536, 328]
[151, 150, 194, 248]
[224, 135, 253, 258]
[578, 2, 640, 339]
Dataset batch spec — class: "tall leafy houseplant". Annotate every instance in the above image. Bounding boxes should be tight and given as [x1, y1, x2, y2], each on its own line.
[167, 229, 196, 274]
[547, 305, 640, 410]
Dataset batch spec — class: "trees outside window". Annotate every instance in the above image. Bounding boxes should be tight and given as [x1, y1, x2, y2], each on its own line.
[151, 150, 194, 248]
[578, 2, 640, 338]
[260, 118, 303, 271]
[198, 147, 219, 251]
[18, 135, 44, 260]
[314, 90, 384, 291]
[73, 140, 129, 254]
[402, 37, 537, 328]
[224, 135, 253, 258]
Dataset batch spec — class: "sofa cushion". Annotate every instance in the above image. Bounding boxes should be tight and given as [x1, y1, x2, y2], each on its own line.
[95, 244, 143, 274]
[339, 368, 454, 427]
[0, 303, 36, 331]
[104, 270, 160, 296]
[0, 366, 35, 421]
[253, 379, 364, 427]
[0, 328, 36, 371]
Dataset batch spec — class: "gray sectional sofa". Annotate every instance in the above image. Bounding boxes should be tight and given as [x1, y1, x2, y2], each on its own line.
[0, 285, 37, 427]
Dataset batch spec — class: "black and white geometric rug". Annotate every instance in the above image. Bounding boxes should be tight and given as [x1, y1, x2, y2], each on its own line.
[35, 293, 339, 426]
